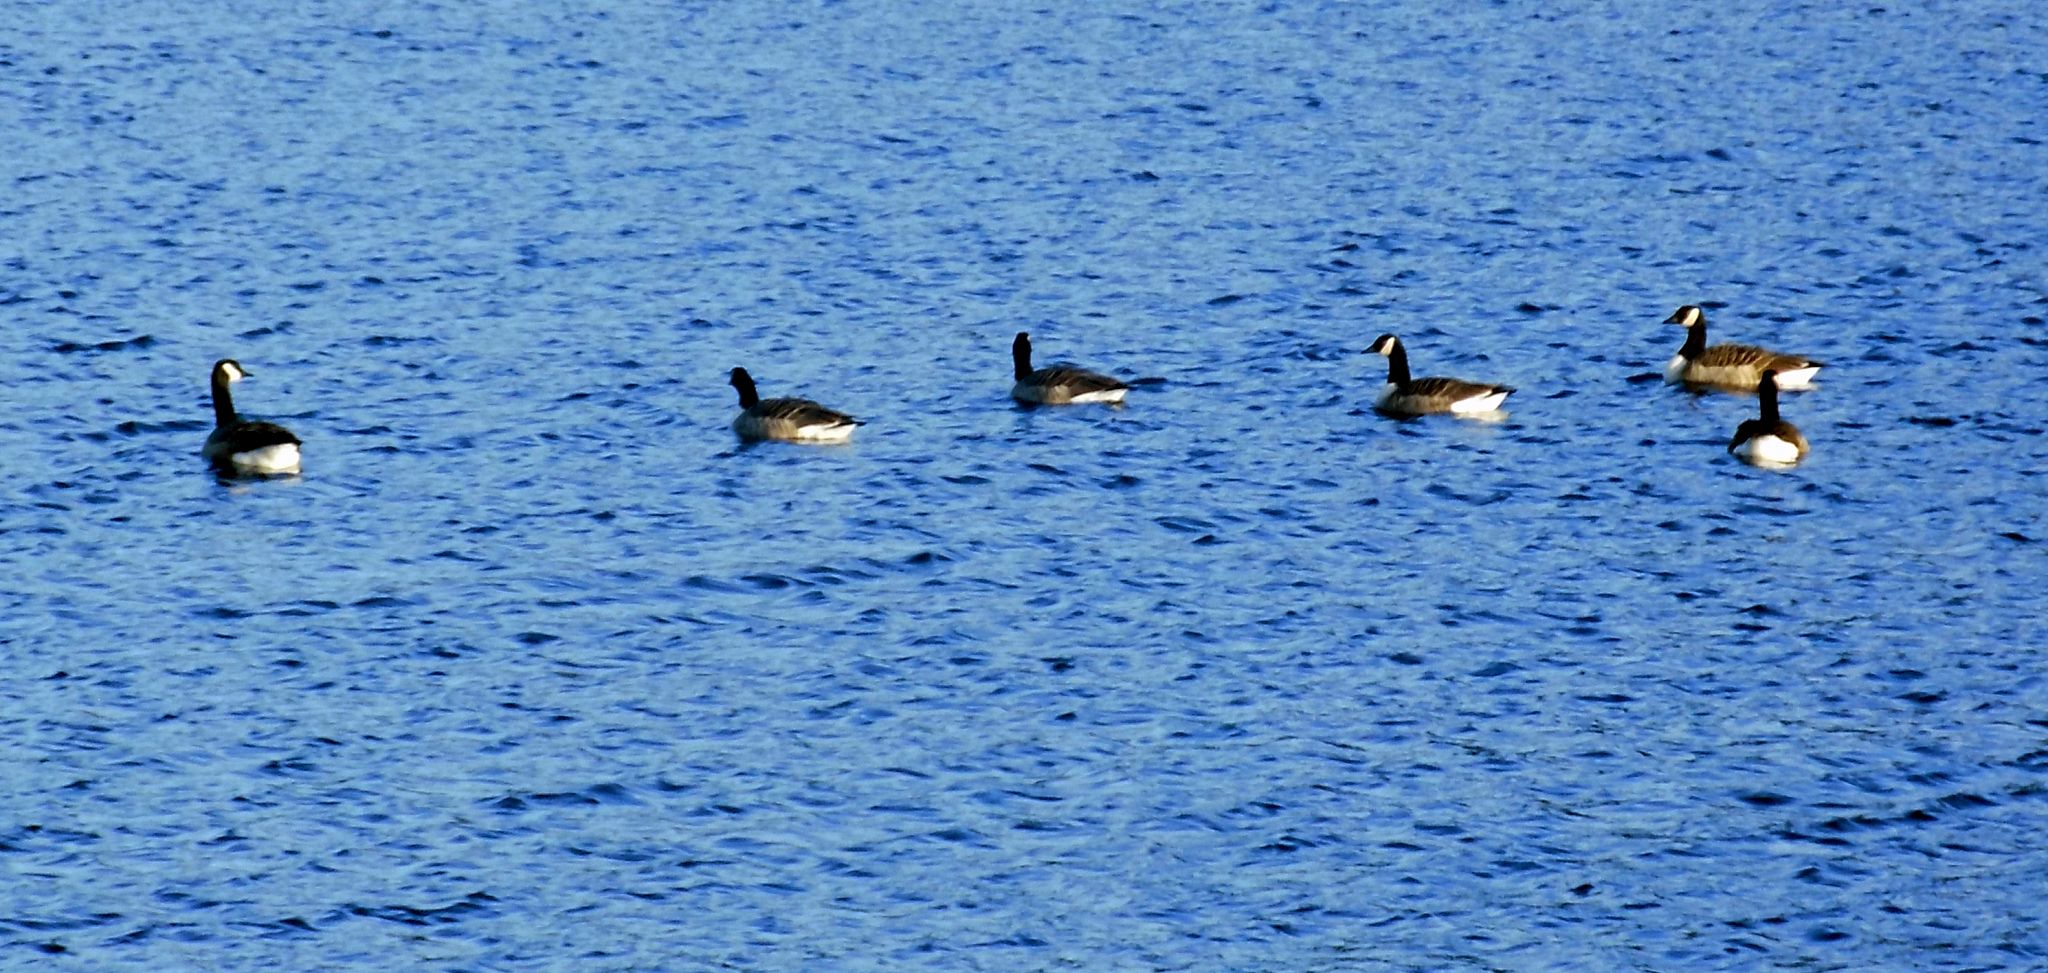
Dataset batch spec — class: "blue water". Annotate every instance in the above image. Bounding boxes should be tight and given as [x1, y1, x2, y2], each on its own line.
[4, 2, 2046, 969]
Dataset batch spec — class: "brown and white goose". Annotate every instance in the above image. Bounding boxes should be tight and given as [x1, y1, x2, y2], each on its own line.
[1664, 304, 1821, 389]
[202, 359, 302, 474]
[1728, 369, 1809, 467]
[1364, 334, 1513, 416]
[1009, 332, 1129, 405]
[728, 367, 860, 443]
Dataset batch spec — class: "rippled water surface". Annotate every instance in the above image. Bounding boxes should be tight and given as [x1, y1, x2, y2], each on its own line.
[5, 2, 2046, 970]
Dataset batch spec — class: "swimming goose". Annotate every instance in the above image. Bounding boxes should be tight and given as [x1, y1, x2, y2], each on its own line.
[1364, 334, 1513, 416]
[1010, 332, 1129, 405]
[202, 359, 302, 474]
[728, 367, 860, 442]
[1728, 369, 1809, 466]
[1664, 305, 1821, 389]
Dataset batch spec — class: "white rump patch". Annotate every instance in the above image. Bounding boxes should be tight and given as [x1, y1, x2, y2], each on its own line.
[232, 443, 300, 473]
[790, 421, 857, 443]
[1770, 366, 1819, 389]
[1734, 435, 1802, 467]
[1449, 389, 1511, 414]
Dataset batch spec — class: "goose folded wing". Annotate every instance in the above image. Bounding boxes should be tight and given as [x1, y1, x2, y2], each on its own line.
[1032, 366, 1127, 394]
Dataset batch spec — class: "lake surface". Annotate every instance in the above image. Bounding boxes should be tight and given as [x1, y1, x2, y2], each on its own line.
[4, 2, 2046, 970]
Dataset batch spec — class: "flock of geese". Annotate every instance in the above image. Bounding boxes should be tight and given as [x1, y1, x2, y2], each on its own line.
[202, 305, 1821, 476]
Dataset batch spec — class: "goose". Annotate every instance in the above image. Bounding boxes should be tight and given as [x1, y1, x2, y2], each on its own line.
[728, 367, 860, 442]
[1728, 369, 1809, 466]
[1010, 332, 1129, 405]
[1364, 334, 1513, 416]
[1664, 304, 1821, 389]
[202, 359, 302, 474]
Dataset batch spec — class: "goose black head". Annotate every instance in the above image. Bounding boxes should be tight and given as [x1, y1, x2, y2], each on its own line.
[1663, 305, 1705, 327]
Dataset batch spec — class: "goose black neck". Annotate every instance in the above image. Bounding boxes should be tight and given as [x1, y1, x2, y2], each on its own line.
[1383, 341, 1412, 389]
[211, 369, 238, 428]
[1757, 374, 1781, 424]
[1679, 321, 1707, 360]
[730, 369, 759, 409]
[1012, 333, 1033, 382]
